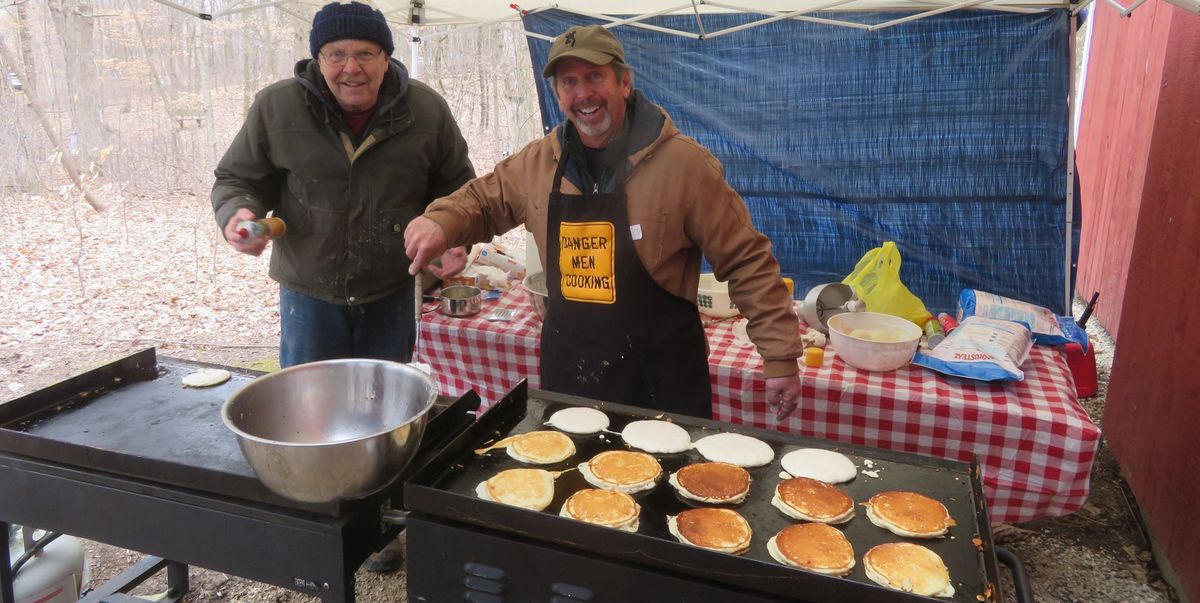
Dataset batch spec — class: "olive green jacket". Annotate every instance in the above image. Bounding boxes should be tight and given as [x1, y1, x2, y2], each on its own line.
[212, 59, 474, 305]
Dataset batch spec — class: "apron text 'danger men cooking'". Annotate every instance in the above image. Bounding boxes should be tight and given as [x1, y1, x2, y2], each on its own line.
[540, 154, 712, 419]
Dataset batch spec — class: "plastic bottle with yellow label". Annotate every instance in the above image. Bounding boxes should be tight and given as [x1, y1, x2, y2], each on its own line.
[236, 217, 286, 241]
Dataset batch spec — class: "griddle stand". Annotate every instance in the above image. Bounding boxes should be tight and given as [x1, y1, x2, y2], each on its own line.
[0, 452, 377, 603]
[0, 350, 478, 603]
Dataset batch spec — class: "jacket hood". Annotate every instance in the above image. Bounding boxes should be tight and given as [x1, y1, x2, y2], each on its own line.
[622, 90, 674, 167]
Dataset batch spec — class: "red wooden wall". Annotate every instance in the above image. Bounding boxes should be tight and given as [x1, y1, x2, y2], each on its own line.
[1076, 2, 1200, 599]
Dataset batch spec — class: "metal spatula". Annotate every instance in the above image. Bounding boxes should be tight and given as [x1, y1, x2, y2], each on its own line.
[410, 272, 432, 375]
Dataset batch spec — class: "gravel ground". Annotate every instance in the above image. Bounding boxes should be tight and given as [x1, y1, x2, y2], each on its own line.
[0, 197, 1179, 602]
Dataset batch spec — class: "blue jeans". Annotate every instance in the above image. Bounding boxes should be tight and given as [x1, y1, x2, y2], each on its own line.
[279, 285, 416, 368]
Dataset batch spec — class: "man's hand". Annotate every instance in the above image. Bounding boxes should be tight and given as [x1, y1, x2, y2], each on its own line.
[223, 208, 270, 257]
[404, 216, 449, 275]
[765, 373, 803, 421]
[430, 246, 469, 279]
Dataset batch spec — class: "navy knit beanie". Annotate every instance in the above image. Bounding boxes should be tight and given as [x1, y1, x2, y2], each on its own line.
[309, 2, 395, 59]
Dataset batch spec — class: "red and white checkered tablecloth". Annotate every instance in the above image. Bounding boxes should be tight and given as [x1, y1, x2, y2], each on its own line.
[420, 291, 1101, 523]
[418, 289, 542, 406]
[706, 317, 1101, 523]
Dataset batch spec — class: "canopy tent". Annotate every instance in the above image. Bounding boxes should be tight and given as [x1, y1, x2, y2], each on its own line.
[190, 0, 1083, 26]
[140, 0, 1081, 314]
[525, 8, 1077, 314]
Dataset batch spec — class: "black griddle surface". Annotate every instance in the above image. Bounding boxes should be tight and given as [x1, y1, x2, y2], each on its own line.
[0, 350, 457, 516]
[409, 387, 996, 602]
[18, 361, 255, 473]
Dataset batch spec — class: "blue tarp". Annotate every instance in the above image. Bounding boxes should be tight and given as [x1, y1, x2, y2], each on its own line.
[523, 9, 1074, 315]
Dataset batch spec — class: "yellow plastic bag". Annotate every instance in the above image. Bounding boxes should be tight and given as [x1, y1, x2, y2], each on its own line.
[842, 241, 933, 327]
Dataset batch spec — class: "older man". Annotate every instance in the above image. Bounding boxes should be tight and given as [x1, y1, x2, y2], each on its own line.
[404, 25, 804, 420]
[212, 1, 474, 368]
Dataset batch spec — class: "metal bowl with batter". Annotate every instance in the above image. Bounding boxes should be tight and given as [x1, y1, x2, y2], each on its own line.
[222, 359, 438, 504]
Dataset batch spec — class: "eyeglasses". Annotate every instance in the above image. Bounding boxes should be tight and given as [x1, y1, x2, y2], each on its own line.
[320, 48, 385, 67]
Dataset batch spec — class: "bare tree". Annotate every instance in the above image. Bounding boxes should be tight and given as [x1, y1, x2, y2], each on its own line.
[48, 0, 108, 166]
[0, 3, 540, 214]
[0, 36, 105, 211]
[16, 1, 36, 95]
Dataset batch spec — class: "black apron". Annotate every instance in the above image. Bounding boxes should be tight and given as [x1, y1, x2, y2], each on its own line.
[540, 154, 712, 419]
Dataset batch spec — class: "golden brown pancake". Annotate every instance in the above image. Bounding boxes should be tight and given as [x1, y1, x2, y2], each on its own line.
[772, 477, 855, 524]
[767, 523, 856, 575]
[667, 508, 752, 554]
[507, 430, 576, 464]
[669, 462, 752, 504]
[475, 468, 556, 511]
[580, 450, 662, 493]
[862, 491, 956, 537]
[863, 542, 955, 597]
[559, 488, 640, 531]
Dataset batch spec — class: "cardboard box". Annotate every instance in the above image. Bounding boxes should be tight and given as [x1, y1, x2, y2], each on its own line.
[472, 243, 527, 281]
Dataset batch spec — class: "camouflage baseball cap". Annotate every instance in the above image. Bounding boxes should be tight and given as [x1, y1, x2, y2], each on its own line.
[542, 25, 626, 78]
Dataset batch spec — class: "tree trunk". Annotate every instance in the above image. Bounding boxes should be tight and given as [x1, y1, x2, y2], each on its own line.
[242, 13, 253, 117]
[16, 2, 36, 95]
[49, 0, 107, 165]
[127, 0, 180, 161]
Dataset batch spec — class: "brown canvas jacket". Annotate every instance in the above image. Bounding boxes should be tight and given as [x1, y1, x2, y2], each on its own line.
[424, 95, 802, 376]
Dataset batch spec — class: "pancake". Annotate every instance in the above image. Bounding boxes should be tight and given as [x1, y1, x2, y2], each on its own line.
[579, 450, 662, 494]
[767, 523, 856, 575]
[771, 477, 855, 524]
[559, 488, 640, 532]
[621, 420, 692, 453]
[475, 468, 556, 511]
[693, 432, 774, 467]
[667, 508, 752, 555]
[546, 407, 610, 435]
[506, 430, 576, 464]
[863, 491, 956, 538]
[668, 462, 752, 504]
[780, 448, 857, 483]
[863, 542, 955, 597]
[181, 368, 231, 388]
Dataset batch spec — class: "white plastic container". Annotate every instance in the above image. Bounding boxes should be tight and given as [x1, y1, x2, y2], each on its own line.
[696, 273, 739, 318]
[7, 525, 88, 603]
[827, 311, 922, 372]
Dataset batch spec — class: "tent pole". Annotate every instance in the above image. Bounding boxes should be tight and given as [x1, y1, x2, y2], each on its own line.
[1064, 10, 1077, 313]
[143, 0, 202, 18]
[410, 25, 420, 78]
[867, 0, 994, 31]
[552, 7, 703, 38]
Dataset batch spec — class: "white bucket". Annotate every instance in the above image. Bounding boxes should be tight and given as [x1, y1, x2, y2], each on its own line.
[7, 526, 88, 603]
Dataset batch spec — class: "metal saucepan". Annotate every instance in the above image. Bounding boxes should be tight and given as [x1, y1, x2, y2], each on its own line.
[439, 285, 482, 317]
[221, 359, 438, 504]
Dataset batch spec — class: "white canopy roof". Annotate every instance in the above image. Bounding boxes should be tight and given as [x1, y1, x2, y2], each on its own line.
[168, 0, 1080, 36]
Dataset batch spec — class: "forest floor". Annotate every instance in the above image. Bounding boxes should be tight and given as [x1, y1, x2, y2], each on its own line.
[0, 194, 1181, 602]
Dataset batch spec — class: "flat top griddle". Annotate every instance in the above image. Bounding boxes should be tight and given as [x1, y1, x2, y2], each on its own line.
[408, 383, 999, 603]
[0, 348, 472, 517]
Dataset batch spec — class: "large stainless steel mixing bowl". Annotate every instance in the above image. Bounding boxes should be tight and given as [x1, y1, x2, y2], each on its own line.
[221, 359, 438, 504]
